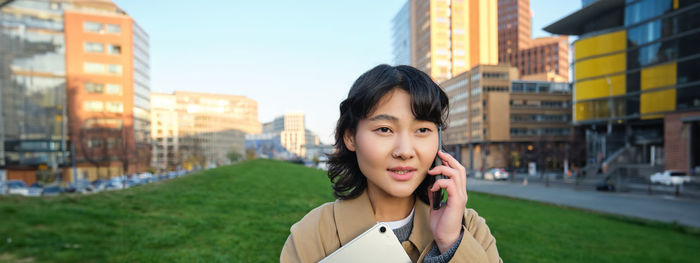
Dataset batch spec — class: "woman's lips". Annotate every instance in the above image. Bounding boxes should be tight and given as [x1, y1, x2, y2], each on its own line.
[387, 167, 416, 181]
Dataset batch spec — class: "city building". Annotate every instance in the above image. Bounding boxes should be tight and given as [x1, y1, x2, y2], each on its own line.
[0, 0, 149, 184]
[497, 0, 569, 81]
[150, 91, 261, 171]
[394, 0, 498, 82]
[545, 0, 700, 175]
[150, 93, 178, 170]
[392, 0, 411, 65]
[443, 64, 574, 172]
[256, 112, 319, 159]
[245, 133, 293, 160]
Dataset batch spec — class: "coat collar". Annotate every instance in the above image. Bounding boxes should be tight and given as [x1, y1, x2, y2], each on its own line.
[333, 189, 376, 246]
[333, 189, 434, 251]
[410, 197, 435, 251]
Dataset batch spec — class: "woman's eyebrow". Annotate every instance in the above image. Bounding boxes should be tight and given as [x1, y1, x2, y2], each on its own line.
[367, 114, 398, 122]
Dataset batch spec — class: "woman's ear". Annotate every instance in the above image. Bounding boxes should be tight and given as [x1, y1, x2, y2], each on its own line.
[343, 130, 356, 152]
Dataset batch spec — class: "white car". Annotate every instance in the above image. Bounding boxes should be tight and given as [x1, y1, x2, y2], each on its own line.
[484, 168, 509, 181]
[106, 178, 125, 190]
[7, 180, 28, 196]
[650, 170, 692, 186]
[27, 183, 43, 197]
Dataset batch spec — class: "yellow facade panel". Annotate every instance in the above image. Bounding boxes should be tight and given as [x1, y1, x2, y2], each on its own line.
[641, 88, 676, 116]
[641, 62, 677, 90]
[575, 53, 626, 81]
[574, 30, 626, 60]
[575, 74, 626, 101]
[574, 103, 591, 122]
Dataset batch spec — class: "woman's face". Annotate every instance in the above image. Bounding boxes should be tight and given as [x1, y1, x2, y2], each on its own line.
[345, 88, 439, 199]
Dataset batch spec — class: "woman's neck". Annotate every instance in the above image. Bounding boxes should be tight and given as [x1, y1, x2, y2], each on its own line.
[367, 183, 415, 222]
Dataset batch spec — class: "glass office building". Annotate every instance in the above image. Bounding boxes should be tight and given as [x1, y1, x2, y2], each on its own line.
[391, 0, 410, 66]
[1, 0, 151, 183]
[0, 1, 69, 171]
[545, 0, 700, 173]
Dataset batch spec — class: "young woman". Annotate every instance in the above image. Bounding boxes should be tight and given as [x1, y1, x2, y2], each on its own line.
[281, 65, 501, 262]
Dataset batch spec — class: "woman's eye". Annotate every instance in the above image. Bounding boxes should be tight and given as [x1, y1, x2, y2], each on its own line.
[417, 128, 431, 134]
[375, 127, 392, 133]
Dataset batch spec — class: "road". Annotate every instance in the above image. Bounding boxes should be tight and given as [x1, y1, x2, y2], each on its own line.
[467, 178, 700, 228]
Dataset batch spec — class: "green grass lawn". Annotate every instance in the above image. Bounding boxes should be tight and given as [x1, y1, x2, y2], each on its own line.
[1, 159, 699, 262]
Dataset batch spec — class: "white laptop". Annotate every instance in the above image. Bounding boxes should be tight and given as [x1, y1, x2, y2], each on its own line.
[319, 223, 412, 263]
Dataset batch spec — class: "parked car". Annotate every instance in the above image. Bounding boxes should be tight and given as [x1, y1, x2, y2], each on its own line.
[27, 183, 44, 197]
[7, 180, 28, 196]
[650, 170, 692, 186]
[65, 179, 93, 193]
[91, 179, 108, 192]
[106, 178, 124, 190]
[138, 172, 154, 183]
[125, 177, 142, 188]
[484, 168, 509, 181]
[42, 185, 63, 196]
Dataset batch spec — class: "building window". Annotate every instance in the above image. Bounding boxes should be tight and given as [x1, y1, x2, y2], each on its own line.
[106, 84, 122, 95]
[84, 82, 104, 93]
[83, 118, 124, 129]
[106, 24, 121, 34]
[83, 101, 104, 112]
[84, 22, 103, 33]
[106, 138, 121, 149]
[84, 62, 105, 74]
[107, 64, 123, 75]
[87, 138, 103, 148]
[108, 44, 121, 55]
[106, 102, 124, 113]
[84, 42, 104, 53]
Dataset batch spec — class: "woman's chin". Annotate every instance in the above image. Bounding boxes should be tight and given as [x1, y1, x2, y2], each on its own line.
[386, 186, 419, 198]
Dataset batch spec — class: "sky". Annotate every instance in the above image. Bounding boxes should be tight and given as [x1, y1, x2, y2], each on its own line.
[115, 0, 581, 145]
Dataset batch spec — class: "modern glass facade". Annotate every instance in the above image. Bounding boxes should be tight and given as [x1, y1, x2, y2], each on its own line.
[570, 0, 700, 123]
[132, 22, 151, 147]
[546, 0, 700, 170]
[2, 0, 152, 183]
[391, 0, 410, 66]
[0, 1, 69, 168]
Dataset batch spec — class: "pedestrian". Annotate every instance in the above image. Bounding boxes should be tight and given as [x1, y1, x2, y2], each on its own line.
[281, 65, 501, 262]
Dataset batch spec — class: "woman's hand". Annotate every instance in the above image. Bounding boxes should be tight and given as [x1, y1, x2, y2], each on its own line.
[427, 150, 468, 253]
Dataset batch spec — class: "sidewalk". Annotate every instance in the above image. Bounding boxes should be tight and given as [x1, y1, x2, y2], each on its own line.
[467, 178, 700, 228]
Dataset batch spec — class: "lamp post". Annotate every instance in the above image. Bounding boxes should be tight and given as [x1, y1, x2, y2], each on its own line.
[605, 76, 613, 135]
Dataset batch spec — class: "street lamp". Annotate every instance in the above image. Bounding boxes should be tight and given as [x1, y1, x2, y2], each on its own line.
[605, 76, 613, 134]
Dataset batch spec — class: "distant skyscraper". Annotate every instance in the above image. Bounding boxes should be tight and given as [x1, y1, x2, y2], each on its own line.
[497, 0, 569, 81]
[392, 1, 411, 65]
[395, 0, 498, 82]
[257, 112, 318, 159]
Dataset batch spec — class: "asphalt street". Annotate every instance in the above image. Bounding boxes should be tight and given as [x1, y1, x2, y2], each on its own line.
[467, 179, 700, 228]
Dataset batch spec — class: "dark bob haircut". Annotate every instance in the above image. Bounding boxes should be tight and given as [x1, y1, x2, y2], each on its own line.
[327, 64, 449, 204]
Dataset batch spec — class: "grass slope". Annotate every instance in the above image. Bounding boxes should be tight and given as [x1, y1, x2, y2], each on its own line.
[1, 159, 699, 262]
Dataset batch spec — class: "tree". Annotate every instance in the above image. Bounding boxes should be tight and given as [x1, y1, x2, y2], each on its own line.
[246, 147, 257, 160]
[227, 151, 242, 163]
[116, 125, 133, 175]
[78, 125, 113, 180]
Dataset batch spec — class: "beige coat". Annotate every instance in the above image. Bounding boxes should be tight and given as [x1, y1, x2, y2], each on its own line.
[281, 190, 502, 262]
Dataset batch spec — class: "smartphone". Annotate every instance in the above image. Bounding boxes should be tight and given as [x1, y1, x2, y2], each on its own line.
[432, 127, 447, 210]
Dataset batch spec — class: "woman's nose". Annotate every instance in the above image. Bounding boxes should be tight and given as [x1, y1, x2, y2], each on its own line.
[391, 135, 415, 160]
